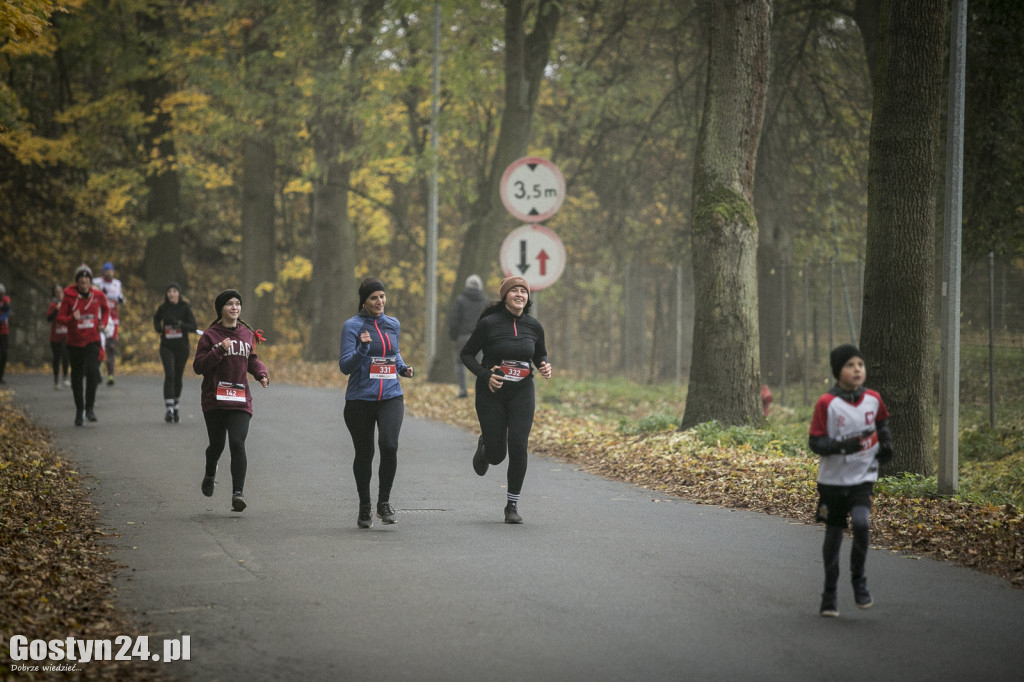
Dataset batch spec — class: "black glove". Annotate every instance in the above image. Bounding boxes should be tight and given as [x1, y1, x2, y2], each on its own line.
[833, 435, 864, 455]
[876, 442, 894, 465]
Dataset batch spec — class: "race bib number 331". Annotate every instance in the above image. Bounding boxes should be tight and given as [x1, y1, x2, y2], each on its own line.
[370, 356, 398, 380]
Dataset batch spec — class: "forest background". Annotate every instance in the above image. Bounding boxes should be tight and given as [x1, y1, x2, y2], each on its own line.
[2, 1, 1024, 477]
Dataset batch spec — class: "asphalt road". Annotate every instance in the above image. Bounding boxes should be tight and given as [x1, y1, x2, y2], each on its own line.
[6, 373, 1024, 681]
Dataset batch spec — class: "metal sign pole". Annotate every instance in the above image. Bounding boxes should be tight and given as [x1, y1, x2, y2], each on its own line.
[938, 0, 967, 495]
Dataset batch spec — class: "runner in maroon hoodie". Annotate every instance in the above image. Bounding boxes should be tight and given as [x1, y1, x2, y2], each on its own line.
[193, 289, 269, 512]
[56, 265, 109, 426]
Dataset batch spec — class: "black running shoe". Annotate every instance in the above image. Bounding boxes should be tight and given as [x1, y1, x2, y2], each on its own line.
[231, 493, 246, 512]
[85, 409, 97, 422]
[358, 503, 373, 528]
[201, 475, 215, 497]
[377, 502, 397, 525]
[820, 591, 839, 618]
[472, 435, 488, 476]
[74, 411, 84, 427]
[853, 581, 873, 609]
[165, 409, 174, 423]
[173, 409, 180, 423]
[504, 501, 523, 524]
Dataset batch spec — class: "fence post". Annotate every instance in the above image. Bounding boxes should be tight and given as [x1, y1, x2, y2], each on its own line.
[676, 264, 684, 386]
[989, 251, 996, 429]
[829, 257, 835, 353]
[779, 260, 787, 407]
[802, 261, 810, 406]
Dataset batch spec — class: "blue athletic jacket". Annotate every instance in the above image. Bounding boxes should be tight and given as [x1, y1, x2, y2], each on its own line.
[339, 311, 410, 402]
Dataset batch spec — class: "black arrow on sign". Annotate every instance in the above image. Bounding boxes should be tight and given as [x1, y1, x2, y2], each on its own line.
[517, 240, 530, 274]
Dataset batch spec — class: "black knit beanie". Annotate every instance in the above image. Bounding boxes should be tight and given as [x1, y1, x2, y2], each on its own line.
[830, 344, 863, 379]
[358, 278, 386, 311]
[214, 289, 242, 318]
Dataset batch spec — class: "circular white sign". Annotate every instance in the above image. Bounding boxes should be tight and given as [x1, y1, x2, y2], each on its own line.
[499, 224, 567, 292]
[499, 157, 566, 223]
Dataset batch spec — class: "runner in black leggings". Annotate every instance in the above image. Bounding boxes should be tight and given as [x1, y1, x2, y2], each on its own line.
[193, 289, 269, 512]
[153, 282, 197, 423]
[460, 276, 552, 524]
[339, 278, 415, 528]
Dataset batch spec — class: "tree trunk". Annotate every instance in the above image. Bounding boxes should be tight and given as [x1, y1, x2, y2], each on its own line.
[681, 0, 771, 429]
[859, 0, 946, 476]
[137, 74, 187, 293]
[134, 7, 186, 293]
[429, 0, 562, 380]
[853, 0, 882, 86]
[305, 0, 383, 361]
[241, 134, 276, 339]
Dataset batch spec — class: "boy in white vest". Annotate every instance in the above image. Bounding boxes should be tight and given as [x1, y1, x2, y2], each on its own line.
[808, 344, 893, 617]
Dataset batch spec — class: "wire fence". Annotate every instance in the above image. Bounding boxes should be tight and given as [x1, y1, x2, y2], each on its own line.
[538, 253, 1024, 417]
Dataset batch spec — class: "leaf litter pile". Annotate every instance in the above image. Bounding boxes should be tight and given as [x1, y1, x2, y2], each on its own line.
[0, 390, 168, 680]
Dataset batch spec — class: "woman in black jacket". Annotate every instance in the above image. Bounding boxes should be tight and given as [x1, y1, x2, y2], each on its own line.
[460, 276, 552, 524]
[153, 282, 198, 422]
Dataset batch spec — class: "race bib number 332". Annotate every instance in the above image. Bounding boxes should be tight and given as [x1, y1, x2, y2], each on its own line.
[500, 360, 530, 382]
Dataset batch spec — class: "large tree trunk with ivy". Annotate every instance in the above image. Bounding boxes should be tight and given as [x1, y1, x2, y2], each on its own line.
[859, 0, 946, 476]
[427, 0, 562, 382]
[681, 0, 771, 429]
[241, 134, 276, 339]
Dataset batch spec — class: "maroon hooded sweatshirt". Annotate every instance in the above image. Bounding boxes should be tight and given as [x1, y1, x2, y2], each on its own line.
[192, 322, 268, 415]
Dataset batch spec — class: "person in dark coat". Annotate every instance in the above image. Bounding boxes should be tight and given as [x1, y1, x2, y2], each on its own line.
[449, 274, 488, 398]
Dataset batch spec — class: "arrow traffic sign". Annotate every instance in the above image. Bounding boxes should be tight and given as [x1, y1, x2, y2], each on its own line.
[499, 157, 566, 223]
[499, 224, 566, 292]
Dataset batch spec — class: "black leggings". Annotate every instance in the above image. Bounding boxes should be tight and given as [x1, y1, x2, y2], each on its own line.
[343, 397, 404, 505]
[160, 342, 190, 400]
[203, 410, 251, 494]
[67, 342, 100, 412]
[51, 341, 69, 381]
[475, 374, 535, 496]
[818, 482, 873, 590]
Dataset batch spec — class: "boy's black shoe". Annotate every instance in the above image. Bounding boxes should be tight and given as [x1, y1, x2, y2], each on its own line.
[820, 591, 839, 618]
[357, 503, 373, 528]
[85, 409, 97, 422]
[231, 493, 246, 512]
[173, 409, 180, 423]
[504, 501, 523, 524]
[165, 409, 174, 423]
[472, 435, 488, 476]
[853, 580, 873, 609]
[75, 411, 84, 426]
[201, 475, 215, 497]
[377, 502, 397, 525]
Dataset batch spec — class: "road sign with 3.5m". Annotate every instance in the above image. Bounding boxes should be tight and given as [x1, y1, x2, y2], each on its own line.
[499, 224, 566, 292]
[499, 157, 566, 223]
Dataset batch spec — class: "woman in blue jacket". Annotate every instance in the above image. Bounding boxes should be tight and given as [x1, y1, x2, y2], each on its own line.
[339, 278, 414, 528]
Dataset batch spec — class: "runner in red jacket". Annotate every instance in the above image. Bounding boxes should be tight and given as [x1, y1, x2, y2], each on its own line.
[56, 265, 109, 425]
